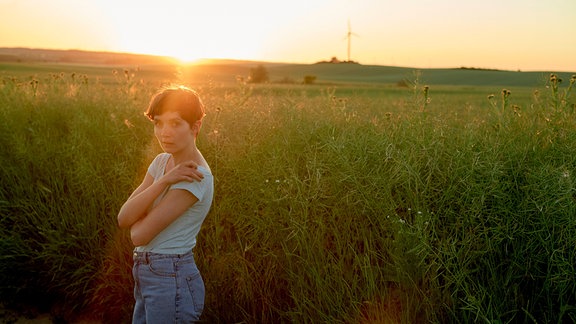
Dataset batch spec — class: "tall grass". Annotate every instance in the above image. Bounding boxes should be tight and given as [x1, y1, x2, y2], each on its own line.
[0, 73, 153, 321]
[1, 68, 575, 323]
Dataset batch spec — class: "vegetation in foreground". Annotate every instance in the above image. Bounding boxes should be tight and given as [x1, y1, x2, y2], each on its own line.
[0, 65, 575, 323]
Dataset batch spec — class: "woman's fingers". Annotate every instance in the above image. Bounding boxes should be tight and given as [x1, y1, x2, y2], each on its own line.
[183, 160, 199, 169]
[179, 161, 204, 181]
[163, 161, 203, 184]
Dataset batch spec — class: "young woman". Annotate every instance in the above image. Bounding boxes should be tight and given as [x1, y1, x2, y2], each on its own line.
[117, 85, 213, 323]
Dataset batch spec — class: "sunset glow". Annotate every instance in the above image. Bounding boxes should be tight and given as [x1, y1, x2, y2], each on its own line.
[102, 0, 276, 63]
[1, 0, 575, 71]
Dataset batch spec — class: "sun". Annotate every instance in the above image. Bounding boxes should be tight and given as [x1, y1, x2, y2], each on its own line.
[119, 35, 264, 64]
[105, 2, 267, 64]
[160, 37, 264, 64]
[169, 51, 202, 64]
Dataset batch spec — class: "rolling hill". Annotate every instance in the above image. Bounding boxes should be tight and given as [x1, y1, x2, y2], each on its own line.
[0, 47, 573, 87]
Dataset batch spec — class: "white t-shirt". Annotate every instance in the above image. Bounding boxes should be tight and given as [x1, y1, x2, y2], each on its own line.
[135, 153, 214, 254]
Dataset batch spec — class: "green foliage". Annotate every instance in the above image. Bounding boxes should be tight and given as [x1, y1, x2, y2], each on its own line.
[0, 66, 575, 323]
[0, 73, 152, 321]
[248, 64, 269, 84]
[303, 75, 317, 85]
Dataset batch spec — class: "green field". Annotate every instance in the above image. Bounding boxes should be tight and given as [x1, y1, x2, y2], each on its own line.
[1, 61, 575, 323]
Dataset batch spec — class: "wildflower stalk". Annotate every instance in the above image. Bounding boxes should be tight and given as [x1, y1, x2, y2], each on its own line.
[487, 94, 497, 109]
[564, 75, 576, 113]
[548, 73, 576, 113]
[30, 79, 39, 97]
[549, 73, 561, 112]
[501, 89, 511, 113]
[408, 70, 430, 112]
[422, 85, 430, 112]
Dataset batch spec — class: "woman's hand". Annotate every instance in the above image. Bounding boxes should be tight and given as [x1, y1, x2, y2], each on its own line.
[162, 160, 204, 184]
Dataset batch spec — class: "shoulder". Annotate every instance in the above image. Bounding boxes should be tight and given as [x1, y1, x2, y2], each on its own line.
[148, 153, 171, 176]
[171, 167, 213, 200]
[197, 165, 212, 178]
[153, 153, 171, 164]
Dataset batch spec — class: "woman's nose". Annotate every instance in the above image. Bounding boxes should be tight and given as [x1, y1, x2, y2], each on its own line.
[159, 125, 172, 137]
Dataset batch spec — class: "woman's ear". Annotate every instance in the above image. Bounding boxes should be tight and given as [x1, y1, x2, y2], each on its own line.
[191, 120, 202, 136]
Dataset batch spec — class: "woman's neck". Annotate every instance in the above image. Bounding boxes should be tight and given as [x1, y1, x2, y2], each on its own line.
[171, 145, 198, 166]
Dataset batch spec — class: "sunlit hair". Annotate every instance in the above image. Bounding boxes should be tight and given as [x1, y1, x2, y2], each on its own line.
[145, 85, 205, 125]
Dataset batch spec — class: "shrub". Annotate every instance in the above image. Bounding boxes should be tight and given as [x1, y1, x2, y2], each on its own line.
[248, 64, 269, 84]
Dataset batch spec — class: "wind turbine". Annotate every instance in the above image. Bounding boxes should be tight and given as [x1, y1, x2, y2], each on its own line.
[344, 19, 359, 62]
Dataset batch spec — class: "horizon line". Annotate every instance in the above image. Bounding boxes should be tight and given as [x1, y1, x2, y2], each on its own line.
[0, 46, 574, 73]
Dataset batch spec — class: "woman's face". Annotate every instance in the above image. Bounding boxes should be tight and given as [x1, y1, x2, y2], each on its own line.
[153, 111, 195, 154]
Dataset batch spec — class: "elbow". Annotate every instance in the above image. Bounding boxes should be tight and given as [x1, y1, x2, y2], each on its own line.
[130, 228, 151, 247]
[117, 213, 130, 229]
[117, 207, 141, 229]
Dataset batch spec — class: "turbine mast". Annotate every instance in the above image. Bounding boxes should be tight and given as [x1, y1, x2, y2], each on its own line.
[345, 20, 358, 62]
[346, 20, 352, 62]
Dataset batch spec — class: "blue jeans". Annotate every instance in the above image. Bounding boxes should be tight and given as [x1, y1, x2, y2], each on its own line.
[132, 250, 204, 323]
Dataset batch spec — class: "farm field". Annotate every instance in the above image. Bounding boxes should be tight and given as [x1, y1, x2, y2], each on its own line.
[0, 59, 575, 323]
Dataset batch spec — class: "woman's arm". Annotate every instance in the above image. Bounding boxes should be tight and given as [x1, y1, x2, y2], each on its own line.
[117, 159, 203, 229]
[117, 173, 168, 229]
[130, 189, 199, 246]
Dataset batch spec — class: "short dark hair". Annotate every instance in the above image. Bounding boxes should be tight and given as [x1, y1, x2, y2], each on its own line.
[145, 85, 205, 125]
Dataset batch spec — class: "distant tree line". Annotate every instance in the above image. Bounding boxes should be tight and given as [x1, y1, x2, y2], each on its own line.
[315, 56, 359, 64]
[248, 64, 317, 85]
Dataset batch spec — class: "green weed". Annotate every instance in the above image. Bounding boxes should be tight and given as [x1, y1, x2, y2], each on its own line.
[0, 66, 575, 323]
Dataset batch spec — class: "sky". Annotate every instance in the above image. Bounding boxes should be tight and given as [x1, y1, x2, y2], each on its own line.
[0, 0, 575, 72]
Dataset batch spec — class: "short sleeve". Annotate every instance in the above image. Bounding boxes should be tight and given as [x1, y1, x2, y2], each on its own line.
[147, 153, 170, 179]
[169, 167, 211, 201]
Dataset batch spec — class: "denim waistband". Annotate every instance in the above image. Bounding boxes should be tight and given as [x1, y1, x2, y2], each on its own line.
[133, 250, 193, 264]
